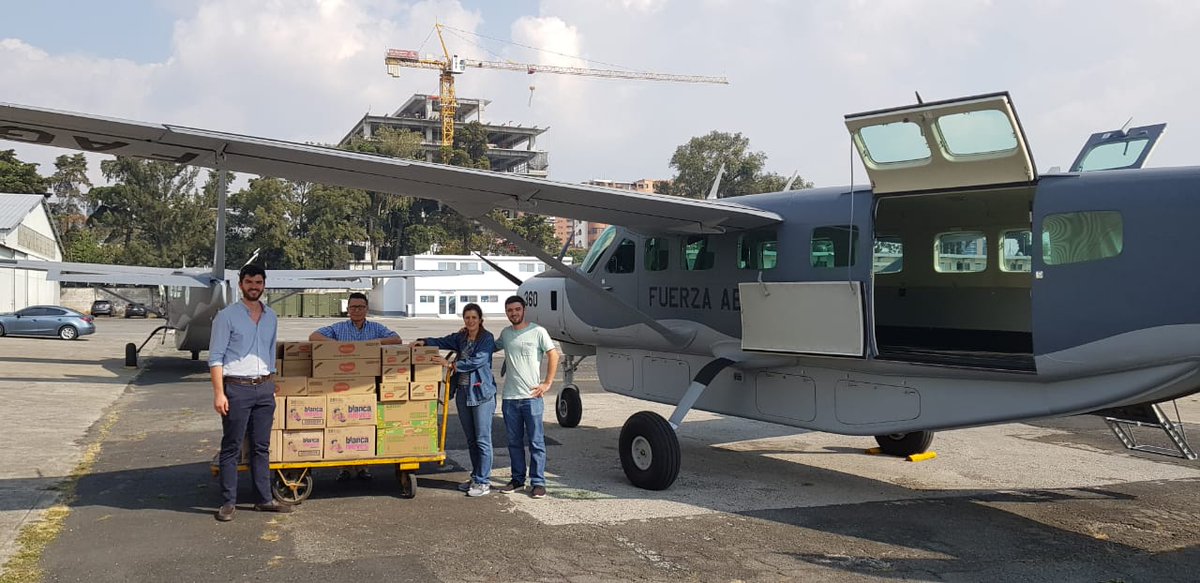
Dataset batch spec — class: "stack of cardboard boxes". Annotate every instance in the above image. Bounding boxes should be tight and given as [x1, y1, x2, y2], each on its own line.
[269, 341, 443, 464]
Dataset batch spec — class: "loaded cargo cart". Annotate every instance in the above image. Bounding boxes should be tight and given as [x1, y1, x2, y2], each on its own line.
[210, 342, 452, 504]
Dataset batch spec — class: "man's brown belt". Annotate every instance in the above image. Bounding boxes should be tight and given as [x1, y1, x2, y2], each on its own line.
[224, 374, 273, 386]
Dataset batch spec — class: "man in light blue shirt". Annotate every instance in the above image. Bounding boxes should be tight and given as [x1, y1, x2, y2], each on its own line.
[309, 292, 402, 344]
[308, 292, 399, 480]
[209, 264, 291, 521]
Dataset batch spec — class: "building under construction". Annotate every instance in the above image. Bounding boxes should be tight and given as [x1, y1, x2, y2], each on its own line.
[339, 94, 549, 176]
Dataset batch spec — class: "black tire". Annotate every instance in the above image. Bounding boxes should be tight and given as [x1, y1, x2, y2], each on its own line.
[0, 323, 5, 337]
[874, 431, 935, 457]
[124, 343, 138, 368]
[191, 350, 200, 361]
[619, 411, 680, 490]
[555, 385, 583, 428]
[59, 325, 78, 340]
[272, 470, 313, 505]
[397, 469, 417, 499]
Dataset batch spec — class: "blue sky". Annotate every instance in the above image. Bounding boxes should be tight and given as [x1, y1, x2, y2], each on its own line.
[3, 0, 1200, 190]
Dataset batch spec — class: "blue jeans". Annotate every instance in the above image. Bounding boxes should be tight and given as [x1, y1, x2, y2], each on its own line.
[218, 380, 276, 505]
[502, 398, 546, 487]
[456, 388, 495, 485]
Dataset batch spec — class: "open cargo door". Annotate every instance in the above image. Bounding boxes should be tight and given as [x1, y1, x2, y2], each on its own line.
[845, 92, 1037, 194]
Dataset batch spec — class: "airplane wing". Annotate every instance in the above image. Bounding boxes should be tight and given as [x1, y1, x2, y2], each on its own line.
[0, 103, 782, 234]
[261, 268, 481, 290]
[1, 259, 214, 287]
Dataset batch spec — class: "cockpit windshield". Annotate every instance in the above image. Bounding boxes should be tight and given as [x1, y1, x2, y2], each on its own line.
[580, 226, 617, 273]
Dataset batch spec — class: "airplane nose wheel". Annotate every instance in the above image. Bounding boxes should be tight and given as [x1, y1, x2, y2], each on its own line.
[619, 411, 680, 490]
[555, 384, 582, 428]
[874, 431, 935, 457]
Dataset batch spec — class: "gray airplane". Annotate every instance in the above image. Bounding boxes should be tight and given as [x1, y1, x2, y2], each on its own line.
[1, 91, 1194, 491]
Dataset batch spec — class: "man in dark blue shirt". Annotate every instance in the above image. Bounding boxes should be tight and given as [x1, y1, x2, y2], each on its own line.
[209, 264, 293, 521]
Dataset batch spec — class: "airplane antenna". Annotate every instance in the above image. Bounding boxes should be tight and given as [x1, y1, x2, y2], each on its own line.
[783, 170, 799, 191]
[244, 248, 261, 267]
[914, 91, 924, 104]
[1119, 116, 1133, 136]
[707, 162, 726, 200]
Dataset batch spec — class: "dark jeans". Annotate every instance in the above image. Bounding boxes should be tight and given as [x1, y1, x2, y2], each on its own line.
[218, 380, 276, 505]
[502, 397, 546, 487]
[456, 388, 496, 485]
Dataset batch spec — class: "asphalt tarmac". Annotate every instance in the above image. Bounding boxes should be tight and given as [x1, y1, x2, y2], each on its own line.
[3, 317, 1200, 582]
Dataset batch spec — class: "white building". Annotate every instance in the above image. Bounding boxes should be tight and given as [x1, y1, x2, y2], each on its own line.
[371, 254, 557, 317]
[0, 194, 63, 312]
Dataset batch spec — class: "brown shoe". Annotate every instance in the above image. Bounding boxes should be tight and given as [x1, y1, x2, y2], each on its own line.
[216, 503, 235, 522]
[254, 501, 294, 513]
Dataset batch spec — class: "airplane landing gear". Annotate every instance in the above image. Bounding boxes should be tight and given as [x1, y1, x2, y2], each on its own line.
[619, 411, 679, 490]
[618, 358, 734, 491]
[191, 350, 200, 361]
[556, 355, 587, 428]
[126, 325, 174, 368]
[874, 431, 935, 457]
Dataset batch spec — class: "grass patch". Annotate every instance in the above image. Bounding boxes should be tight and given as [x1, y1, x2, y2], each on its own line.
[0, 405, 123, 583]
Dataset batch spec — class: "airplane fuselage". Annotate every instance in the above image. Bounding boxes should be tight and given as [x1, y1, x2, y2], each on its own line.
[521, 167, 1200, 436]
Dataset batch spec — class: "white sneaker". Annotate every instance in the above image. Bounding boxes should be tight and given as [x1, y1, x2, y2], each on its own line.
[457, 480, 471, 492]
[467, 482, 491, 497]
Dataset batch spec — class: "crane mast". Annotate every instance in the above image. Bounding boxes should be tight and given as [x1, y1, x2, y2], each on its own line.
[385, 24, 727, 163]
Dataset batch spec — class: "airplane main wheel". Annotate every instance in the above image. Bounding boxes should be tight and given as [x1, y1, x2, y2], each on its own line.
[125, 343, 138, 368]
[619, 411, 680, 490]
[874, 431, 935, 457]
[555, 385, 582, 428]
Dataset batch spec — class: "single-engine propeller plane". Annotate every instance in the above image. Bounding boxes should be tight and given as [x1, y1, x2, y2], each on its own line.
[2, 91, 1195, 490]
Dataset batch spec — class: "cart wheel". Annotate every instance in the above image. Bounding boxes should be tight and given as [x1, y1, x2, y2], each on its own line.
[272, 469, 313, 505]
[396, 468, 417, 499]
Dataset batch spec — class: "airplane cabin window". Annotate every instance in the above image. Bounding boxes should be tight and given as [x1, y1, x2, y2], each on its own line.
[644, 237, 670, 271]
[1075, 140, 1149, 172]
[1041, 211, 1123, 265]
[1000, 229, 1032, 272]
[811, 225, 859, 268]
[738, 230, 778, 270]
[872, 236, 903, 273]
[581, 226, 617, 273]
[935, 110, 1019, 157]
[681, 235, 715, 271]
[935, 231, 988, 273]
[606, 239, 637, 274]
[856, 121, 931, 167]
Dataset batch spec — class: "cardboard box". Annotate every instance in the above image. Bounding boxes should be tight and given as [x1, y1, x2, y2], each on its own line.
[286, 395, 327, 429]
[275, 376, 307, 396]
[279, 359, 312, 378]
[307, 377, 375, 395]
[273, 397, 286, 428]
[378, 380, 409, 402]
[411, 345, 441, 364]
[326, 393, 377, 427]
[376, 424, 438, 457]
[275, 358, 283, 373]
[282, 341, 313, 360]
[325, 426, 377, 460]
[380, 364, 412, 381]
[270, 429, 282, 463]
[311, 341, 381, 360]
[381, 345, 412, 366]
[282, 430, 324, 462]
[412, 364, 444, 383]
[376, 400, 438, 425]
[312, 358, 381, 378]
[409, 381, 440, 401]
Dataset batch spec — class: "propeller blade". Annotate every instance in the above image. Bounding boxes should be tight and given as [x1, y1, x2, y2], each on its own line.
[474, 252, 523, 286]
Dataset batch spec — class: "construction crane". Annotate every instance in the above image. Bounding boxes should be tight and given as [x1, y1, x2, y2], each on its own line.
[385, 24, 728, 162]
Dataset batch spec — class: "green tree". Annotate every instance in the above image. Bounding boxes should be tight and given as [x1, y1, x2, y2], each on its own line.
[658, 131, 812, 199]
[454, 121, 491, 170]
[93, 157, 212, 267]
[0, 149, 47, 194]
[228, 177, 300, 269]
[47, 153, 92, 234]
[299, 185, 369, 269]
[61, 228, 114, 264]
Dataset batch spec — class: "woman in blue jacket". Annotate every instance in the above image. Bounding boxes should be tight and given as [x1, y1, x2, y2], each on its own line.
[414, 303, 498, 497]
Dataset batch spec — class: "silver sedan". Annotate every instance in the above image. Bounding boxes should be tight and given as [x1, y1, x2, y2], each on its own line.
[0, 305, 97, 340]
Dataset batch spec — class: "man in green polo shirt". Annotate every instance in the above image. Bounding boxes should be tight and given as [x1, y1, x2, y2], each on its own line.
[494, 295, 559, 499]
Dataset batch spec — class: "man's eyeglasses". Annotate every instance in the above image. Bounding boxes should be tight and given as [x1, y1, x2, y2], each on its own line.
[348, 305, 368, 311]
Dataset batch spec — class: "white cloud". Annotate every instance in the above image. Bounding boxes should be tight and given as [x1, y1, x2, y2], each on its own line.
[4, 0, 1200, 189]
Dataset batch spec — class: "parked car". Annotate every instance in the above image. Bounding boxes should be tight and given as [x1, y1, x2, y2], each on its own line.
[0, 305, 96, 340]
[124, 303, 149, 318]
[90, 299, 114, 317]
